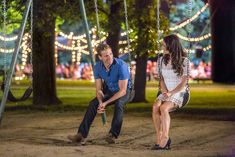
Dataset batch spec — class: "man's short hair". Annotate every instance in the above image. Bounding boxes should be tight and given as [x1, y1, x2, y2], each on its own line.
[96, 43, 111, 56]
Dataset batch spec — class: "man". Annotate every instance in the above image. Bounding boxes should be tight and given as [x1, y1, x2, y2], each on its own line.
[67, 43, 132, 144]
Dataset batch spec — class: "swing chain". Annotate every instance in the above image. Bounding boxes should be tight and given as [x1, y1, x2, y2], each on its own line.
[2, 0, 7, 80]
[156, 0, 161, 92]
[29, 0, 33, 82]
[123, 0, 130, 56]
[94, 0, 101, 41]
[186, 0, 193, 90]
[156, 0, 160, 51]
[187, 0, 193, 34]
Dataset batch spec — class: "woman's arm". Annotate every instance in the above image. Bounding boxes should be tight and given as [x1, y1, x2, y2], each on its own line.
[164, 76, 188, 98]
[160, 77, 168, 93]
[170, 76, 187, 95]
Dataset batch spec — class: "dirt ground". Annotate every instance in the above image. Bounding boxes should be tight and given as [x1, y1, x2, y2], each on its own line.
[0, 112, 235, 157]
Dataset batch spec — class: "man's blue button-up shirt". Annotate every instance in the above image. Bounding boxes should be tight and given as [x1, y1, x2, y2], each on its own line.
[94, 58, 132, 93]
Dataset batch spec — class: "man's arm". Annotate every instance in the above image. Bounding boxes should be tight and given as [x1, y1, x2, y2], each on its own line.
[98, 79, 128, 112]
[95, 79, 104, 104]
[104, 79, 128, 105]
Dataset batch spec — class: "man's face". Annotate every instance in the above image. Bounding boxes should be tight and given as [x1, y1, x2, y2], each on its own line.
[99, 48, 113, 66]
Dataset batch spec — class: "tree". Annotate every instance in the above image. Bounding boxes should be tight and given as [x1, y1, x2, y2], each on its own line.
[169, 0, 210, 50]
[1, 0, 169, 104]
[85, 0, 123, 58]
[0, 0, 27, 70]
[106, 1, 122, 58]
[31, 0, 124, 105]
[210, 0, 235, 83]
[32, 0, 61, 105]
[130, 0, 168, 102]
[32, 0, 82, 105]
[0, 0, 24, 33]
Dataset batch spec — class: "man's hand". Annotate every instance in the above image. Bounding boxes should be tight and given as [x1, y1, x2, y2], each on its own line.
[97, 102, 107, 113]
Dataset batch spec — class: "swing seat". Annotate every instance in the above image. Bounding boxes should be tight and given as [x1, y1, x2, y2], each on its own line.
[1, 83, 33, 102]
[181, 89, 190, 108]
[128, 89, 135, 102]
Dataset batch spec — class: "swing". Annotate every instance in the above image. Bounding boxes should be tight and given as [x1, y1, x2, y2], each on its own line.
[0, 0, 33, 123]
[156, 55, 190, 108]
[1, 0, 33, 102]
[156, 0, 190, 108]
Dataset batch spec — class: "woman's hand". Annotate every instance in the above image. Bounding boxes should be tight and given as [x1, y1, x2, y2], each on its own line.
[163, 91, 173, 98]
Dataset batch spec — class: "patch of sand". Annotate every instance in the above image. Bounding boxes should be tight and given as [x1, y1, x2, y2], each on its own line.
[0, 112, 234, 157]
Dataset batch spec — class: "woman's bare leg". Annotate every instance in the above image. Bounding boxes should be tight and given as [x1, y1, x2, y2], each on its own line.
[152, 99, 162, 145]
[159, 101, 175, 147]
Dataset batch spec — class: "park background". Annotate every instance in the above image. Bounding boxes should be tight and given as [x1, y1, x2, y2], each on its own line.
[0, 0, 235, 157]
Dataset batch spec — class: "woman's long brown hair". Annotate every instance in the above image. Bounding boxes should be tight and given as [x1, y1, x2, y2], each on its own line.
[163, 34, 187, 76]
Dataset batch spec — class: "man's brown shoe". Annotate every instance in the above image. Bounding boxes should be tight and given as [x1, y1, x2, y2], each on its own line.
[105, 133, 116, 144]
[67, 133, 86, 144]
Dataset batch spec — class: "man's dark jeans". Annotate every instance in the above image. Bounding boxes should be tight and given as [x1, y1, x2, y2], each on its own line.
[78, 89, 131, 138]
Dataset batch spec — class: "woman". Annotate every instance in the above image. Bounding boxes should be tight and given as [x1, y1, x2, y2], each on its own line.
[152, 34, 190, 150]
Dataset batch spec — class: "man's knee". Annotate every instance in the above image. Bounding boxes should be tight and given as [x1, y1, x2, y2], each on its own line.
[114, 100, 125, 111]
[116, 98, 126, 106]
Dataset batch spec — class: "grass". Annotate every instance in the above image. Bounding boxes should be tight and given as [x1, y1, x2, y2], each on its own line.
[1, 80, 235, 120]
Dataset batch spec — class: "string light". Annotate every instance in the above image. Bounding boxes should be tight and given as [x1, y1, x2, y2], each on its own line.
[202, 44, 211, 51]
[72, 39, 76, 63]
[0, 48, 15, 53]
[185, 44, 211, 52]
[55, 32, 58, 65]
[54, 41, 89, 55]
[170, 3, 209, 31]
[21, 33, 31, 68]
[76, 41, 82, 65]
[0, 35, 18, 41]
[58, 31, 86, 40]
[176, 33, 211, 42]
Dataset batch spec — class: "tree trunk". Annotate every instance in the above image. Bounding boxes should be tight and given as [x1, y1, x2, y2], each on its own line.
[132, 0, 154, 102]
[32, 0, 61, 105]
[160, 0, 170, 18]
[209, 0, 235, 83]
[106, 1, 122, 58]
[132, 54, 148, 102]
